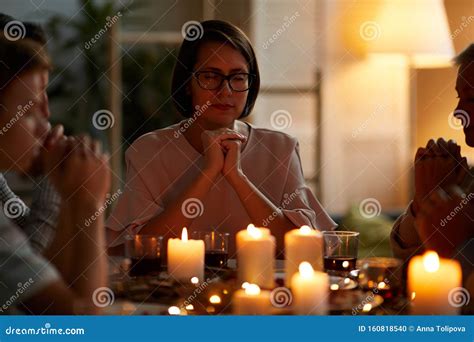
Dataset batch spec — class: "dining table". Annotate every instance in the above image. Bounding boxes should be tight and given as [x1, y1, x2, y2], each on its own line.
[103, 256, 411, 316]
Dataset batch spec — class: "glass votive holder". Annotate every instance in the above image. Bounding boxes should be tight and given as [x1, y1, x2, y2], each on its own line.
[124, 234, 163, 277]
[323, 231, 359, 277]
[358, 257, 403, 301]
[192, 231, 229, 269]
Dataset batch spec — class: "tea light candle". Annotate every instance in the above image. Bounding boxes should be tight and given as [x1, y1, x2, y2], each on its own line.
[408, 250, 462, 314]
[233, 283, 271, 315]
[236, 224, 275, 289]
[167, 227, 204, 283]
[285, 225, 323, 286]
[291, 262, 329, 315]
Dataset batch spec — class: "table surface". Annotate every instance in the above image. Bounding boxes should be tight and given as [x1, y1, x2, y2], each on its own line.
[106, 257, 410, 316]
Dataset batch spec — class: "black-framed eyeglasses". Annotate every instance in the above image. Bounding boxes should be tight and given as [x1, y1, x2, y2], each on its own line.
[193, 71, 255, 92]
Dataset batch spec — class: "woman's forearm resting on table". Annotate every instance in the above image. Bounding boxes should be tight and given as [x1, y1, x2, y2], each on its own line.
[140, 169, 217, 236]
[227, 172, 294, 243]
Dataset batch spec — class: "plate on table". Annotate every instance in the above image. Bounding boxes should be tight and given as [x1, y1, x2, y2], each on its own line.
[329, 290, 384, 313]
[103, 301, 169, 315]
[274, 271, 357, 291]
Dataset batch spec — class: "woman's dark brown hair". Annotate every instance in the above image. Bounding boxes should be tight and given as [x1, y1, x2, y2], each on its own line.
[171, 20, 260, 118]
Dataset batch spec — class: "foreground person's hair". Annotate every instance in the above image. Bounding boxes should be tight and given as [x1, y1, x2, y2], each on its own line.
[454, 43, 474, 66]
[0, 35, 51, 101]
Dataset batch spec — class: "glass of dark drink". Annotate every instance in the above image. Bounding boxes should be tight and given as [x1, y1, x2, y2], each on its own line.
[125, 234, 163, 277]
[323, 231, 359, 277]
[192, 231, 229, 269]
[358, 257, 403, 301]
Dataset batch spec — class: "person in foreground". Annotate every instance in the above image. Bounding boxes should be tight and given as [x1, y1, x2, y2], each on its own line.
[0, 30, 110, 314]
[0, 13, 63, 254]
[106, 20, 336, 255]
[390, 44, 474, 312]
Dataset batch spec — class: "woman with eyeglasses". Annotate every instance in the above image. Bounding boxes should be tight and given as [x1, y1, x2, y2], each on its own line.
[106, 20, 336, 255]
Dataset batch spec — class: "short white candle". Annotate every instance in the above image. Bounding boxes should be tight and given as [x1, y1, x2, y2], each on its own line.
[285, 225, 323, 286]
[233, 283, 271, 315]
[408, 250, 462, 315]
[291, 262, 329, 315]
[236, 224, 275, 289]
[167, 227, 204, 283]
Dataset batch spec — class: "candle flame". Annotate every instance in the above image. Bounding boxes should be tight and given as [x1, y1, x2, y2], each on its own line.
[181, 227, 188, 241]
[247, 224, 262, 239]
[423, 251, 440, 273]
[245, 284, 261, 296]
[241, 282, 250, 289]
[299, 261, 314, 278]
[299, 225, 312, 235]
[191, 277, 199, 284]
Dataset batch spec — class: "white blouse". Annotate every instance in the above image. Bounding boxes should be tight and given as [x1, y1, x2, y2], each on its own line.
[106, 120, 336, 254]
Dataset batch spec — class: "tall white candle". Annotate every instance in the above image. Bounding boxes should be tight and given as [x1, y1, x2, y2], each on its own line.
[233, 283, 271, 315]
[285, 225, 323, 286]
[408, 251, 462, 315]
[236, 224, 275, 289]
[291, 262, 329, 315]
[167, 227, 204, 283]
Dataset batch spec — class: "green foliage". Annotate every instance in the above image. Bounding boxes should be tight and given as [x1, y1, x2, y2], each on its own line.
[45, 0, 181, 147]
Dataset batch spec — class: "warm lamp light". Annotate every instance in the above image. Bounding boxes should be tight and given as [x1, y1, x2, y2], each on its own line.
[365, 0, 454, 67]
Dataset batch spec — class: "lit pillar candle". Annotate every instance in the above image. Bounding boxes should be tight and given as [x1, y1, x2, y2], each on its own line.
[291, 262, 329, 315]
[285, 225, 323, 286]
[233, 283, 271, 315]
[408, 251, 462, 315]
[167, 228, 204, 283]
[236, 224, 275, 289]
